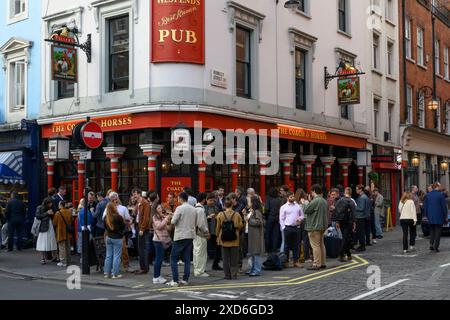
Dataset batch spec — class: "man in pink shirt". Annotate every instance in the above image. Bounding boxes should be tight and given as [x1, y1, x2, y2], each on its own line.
[279, 192, 304, 268]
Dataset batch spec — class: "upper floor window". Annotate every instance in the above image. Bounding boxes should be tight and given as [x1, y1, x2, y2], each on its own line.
[373, 98, 380, 138]
[236, 26, 252, 99]
[388, 102, 394, 141]
[444, 46, 449, 80]
[108, 15, 130, 92]
[7, 0, 28, 24]
[373, 33, 380, 70]
[436, 98, 441, 132]
[385, 0, 394, 22]
[295, 48, 307, 110]
[406, 85, 413, 124]
[418, 91, 425, 128]
[387, 41, 394, 75]
[405, 18, 412, 59]
[9, 61, 26, 112]
[298, 0, 306, 12]
[338, 0, 348, 33]
[417, 27, 424, 66]
[435, 39, 440, 75]
[446, 102, 450, 135]
[57, 82, 75, 100]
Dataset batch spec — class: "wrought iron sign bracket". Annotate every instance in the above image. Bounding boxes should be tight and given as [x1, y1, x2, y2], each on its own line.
[45, 34, 92, 63]
[324, 66, 365, 90]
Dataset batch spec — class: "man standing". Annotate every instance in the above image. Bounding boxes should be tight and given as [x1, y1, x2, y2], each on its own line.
[169, 192, 198, 287]
[355, 185, 370, 252]
[193, 193, 210, 277]
[305, 185, 329, 271]
[5, 192, 26, 252]
[373, 188, 384, 240]
[162, 192, 178, 214]
[216, 186, 226, 212]
[52, 186, 66, 214]
[333, 188, 356, 262]
[424, 183, 448, 252]
[132, 188, 152, 275]
[327, 188, 340, 227]
[93, 192, 109, 237]
[184, 187, 197, 207]
[279, 185, 290, 205]
[279, 192, 304, 268]
[411, 185, 422, 224]
[235, 187, 248, 213]
[205, 193, 222, 271]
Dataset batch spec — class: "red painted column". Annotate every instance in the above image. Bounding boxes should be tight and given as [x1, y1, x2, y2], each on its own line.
[358, 166, 365, 186]
[70, 150, 85, 203]
[104, 147, 126, 192]
[301, 155, 318, 194]
[280, 153, 296, 191]
[227, 148, 245, 193]
[43, 152, 54, 190]
[258, 153, 271, 203]
[320, 157, 336, 193]
[338, 158, 353, 188]
[391, 173, 397, 227]
[231, 163, 239, 192]
[194, 146, 207, 193]
[140, 145, 164, 192]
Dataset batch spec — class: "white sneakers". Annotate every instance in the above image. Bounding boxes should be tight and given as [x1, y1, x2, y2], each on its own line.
[57, 262, 67, 267]
[177, 260, 184, 265]
[153, 277, 167, 284]
[112, 275, 123, 279]
[168, 280, 179, 287]
[195, 273, 210, 278]
[180, 280, 189, 286]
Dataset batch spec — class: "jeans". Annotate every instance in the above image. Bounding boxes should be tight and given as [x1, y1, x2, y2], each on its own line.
[138, 231, 150, 272]
[7, 220, 23, 251]
[370, 213, 377, 240]
[170, 239, 193, 283]
[154, 241, 165, 279]
[400, 219, 416, 251]
[284, 226, 301, 261]
[374, 212, 383, 237]
[249, 255, 262, 275]
[265, 218, 281, 253]
[430, 224, 443, 250]
[104, 237, 123, 277]
[356, 219, 366, 249]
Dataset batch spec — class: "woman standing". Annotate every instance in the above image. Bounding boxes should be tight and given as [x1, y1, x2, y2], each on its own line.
[295, 188, 311, 263]
[36, 198, 58, 265]
[399, 192, 417, 254]
[246, 196, 265, 277]
[152, 204, 172, 284]
[216, 198, 243, 280]
[53, 201, 73, 267]
[104, 202, 126, 279]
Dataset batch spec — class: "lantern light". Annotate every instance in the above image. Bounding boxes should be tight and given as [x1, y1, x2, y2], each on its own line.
[411, 153, 420, 168]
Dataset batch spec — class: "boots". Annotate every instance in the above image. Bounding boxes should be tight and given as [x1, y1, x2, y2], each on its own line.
[293, 260, 303, 268]
[283, 261, 290, 269]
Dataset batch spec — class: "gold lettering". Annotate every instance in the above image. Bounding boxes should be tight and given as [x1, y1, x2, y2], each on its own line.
[101, 120, 107, 128]
[112, 119, 118, 126]
[171, 29, 183, 42]
[185, 30, 197, 43]
[159, 30, 170, 42]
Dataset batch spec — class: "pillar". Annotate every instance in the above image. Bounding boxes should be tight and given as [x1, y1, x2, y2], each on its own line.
[258, 152, 271, 203]
[301, 155, 318, 193]
[140, 144, 164, 192]
[194, 146, 207, 193]
[280, 153, 296, 192]
[358, 167, 365, 186]
[391, 173, 397, 227]
[103, 147, 126, 193]
[43, 152, 54, 190]
[338, 158, 353, 188]
[226, 148, 245, 192]
[71, 150, 86, 203]
[320, 157, 336, 193]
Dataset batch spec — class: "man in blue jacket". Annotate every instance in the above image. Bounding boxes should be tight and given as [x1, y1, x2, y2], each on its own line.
[355, 185, 370, 252]
[5, 192, 26, 251]
[424, 183, 448, 252]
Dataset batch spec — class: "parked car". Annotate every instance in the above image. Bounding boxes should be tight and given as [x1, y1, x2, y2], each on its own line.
[421, 211, 450, 237]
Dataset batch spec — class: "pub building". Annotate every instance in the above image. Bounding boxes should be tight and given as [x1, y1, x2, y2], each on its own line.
[40, 111, 368, 205]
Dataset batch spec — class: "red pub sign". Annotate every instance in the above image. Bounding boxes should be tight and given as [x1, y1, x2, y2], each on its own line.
[151, 0, 205, 64]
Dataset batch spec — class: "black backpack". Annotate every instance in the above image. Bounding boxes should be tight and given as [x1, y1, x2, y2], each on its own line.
[221, 212, 237, 242]
[334, 198, 351, 222]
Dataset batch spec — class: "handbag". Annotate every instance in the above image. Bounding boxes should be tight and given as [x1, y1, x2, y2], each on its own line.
[60, 212, 74, 234]
[31, 217, 41, 237]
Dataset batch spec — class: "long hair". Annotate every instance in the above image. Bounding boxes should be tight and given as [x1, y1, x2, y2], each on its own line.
[41, 197, 53, 209]
[400, 192, 411, 204]
[295, 188, 307, 202]
[105, 202, 120, 231]
[251, 196, 262, 212]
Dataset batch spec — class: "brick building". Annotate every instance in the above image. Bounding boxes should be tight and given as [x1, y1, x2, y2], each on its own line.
[399, 0, 450, 191]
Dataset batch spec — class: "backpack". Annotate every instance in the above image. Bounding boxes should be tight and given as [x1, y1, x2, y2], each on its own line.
[221, 212, 237, 242]
[263, 253, 283, 271]
[334, 198, 351, 223]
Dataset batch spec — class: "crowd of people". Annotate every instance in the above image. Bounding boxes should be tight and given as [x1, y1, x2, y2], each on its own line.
[2, 180, 449, 287]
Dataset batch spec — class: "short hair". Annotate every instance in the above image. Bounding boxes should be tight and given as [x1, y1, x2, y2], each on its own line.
[247, 188, 256, 194]
[236, 186, 244, 194]
[217, 185, 225, 190]
[207, 193, 217, 201]
[88, 191, 95, 197]
[132, 188, 142, 195]
[58, 186, 67, 191]
[330, 188, 340, 194]
[178, 192, 189, 202]
[197, 192, 208, 203]
[48, 188, 57, 197]
[356, 185, 364, 191]
[227, 193, 237, 200]
[108, 192, 119, 201]
[280, 185, 290, 192]
[149, 192, 159, 202]
[96, 191, 105, 198]
[286, 191, 294, 197]
[311, 184, 323, 195]
[183, 187, 193, 196]
[411, 185, 418, 191]
[224, 197, 233, 208]
[345, 187, 352, 195]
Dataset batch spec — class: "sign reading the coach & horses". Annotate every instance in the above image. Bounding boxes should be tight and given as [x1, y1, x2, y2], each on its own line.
[51, 45, 78, 83]
[152, 0, 205, 64]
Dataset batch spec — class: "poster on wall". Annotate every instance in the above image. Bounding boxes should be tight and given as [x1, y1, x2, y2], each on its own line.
[152, 0, 205, 64]
[338, 77, 360, 105]
[161, 177, 192, 203]
[51, 45, 78, 83]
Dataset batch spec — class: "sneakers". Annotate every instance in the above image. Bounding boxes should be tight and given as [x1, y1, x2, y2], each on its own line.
[177, 260, 185, 266]
[153, 277, 168, 284]
[57, 262, 67, 267]
[180, 280, 189, 286]
[293, 261, 303, 268]
[112, 275, 123, 279]
[162, 262, 170, 267]
[104, 274, 111, 279]
[409, 246, 415, 252]
[403, 250, 408, 254]
[195, 273, 210, 278]
[168, 281, 179, 287]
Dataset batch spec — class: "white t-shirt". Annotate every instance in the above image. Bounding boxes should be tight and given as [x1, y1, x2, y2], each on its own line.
[103, 204, 131, 221]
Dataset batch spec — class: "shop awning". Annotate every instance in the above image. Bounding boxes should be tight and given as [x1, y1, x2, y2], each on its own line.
[0, 151, 24, 184]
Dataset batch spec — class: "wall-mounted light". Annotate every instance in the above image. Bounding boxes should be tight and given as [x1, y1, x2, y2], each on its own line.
[427, 99, 440, 111]
[411, 153, 420, 168]
[440, 159, 449, 172]
[356, 149, 371, 167]
[284, 0, 300, 10]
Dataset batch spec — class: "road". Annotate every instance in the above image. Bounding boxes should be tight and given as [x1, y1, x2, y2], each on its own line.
[1, 230, 449, 300]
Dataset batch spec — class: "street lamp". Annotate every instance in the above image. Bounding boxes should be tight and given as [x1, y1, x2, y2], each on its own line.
[356, 149, 371, 167]
[428, 99, 440, 111]
[411, 153, 420, 168]
[440, 159, 449, 172]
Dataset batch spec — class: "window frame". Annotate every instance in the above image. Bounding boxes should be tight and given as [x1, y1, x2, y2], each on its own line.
[406, 85, 413, 124]
[385, 0, 395, 23]
[444, 46, 449, 80]
[446, 102, 450, 135]
[107, 14, 130, 93]
[435, 39, 440, 75]
[7, 0, 28, 24]
[6, 57, 27, 116]
[418, 91, 425, 128]
[436, 98, 441, 132]
[387, 40, 395, 75]
[373, 98, 380, 138]
[338, 0, 348, 33]
[388, 102, 394, 141]
[295, 47, 307, 110]
[405, 18, 412, 59]
[373, 33, 381, 71]
[417, 27, 425, 66]
[235, 25, 252, 99]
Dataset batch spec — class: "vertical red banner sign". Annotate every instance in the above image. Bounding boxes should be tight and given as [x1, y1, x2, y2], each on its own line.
[152, 0, 205, 64]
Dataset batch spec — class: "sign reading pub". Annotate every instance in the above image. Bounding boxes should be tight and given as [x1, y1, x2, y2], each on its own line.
[152, 0, 205, 64]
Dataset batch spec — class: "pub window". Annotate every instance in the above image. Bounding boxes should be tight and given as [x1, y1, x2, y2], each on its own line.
[108, 15, 129, 92]
[57, 81, 74, 99]
[295, 48, 307, 110]
[236, 26, 252, 99]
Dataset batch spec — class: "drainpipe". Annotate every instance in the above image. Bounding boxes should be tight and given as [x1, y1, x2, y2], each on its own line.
[402, 0, 408, 124]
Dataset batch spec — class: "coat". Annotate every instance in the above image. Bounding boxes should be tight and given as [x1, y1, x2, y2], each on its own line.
[215, 209, 243, 248]
[53, 208, 73, 242]
[424, 190, 448, 225]
[374, 194, 385, 217]
[171, 203, 197, 241]
[5, 198, 26, 223]
[247, 209, 265, 255]
[36, 206, 53, 233]
[265, 196, 282, 221]
[137, 198, 152, 232]
[304, 196, 328, 232]
[355, 193, 370, 219]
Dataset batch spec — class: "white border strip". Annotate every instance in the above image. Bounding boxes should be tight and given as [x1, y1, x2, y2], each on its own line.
[350, 279, 410, 301]
[440, 263, 450, 268]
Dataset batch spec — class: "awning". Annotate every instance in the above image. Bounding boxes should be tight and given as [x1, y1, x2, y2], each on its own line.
[0, 151, 24, 184]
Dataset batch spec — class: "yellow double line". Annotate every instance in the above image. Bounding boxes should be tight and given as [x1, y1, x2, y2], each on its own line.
[158, 255, 369, 292]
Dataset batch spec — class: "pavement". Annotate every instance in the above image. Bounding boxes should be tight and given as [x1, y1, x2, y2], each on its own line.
[1, 226, 450, 300]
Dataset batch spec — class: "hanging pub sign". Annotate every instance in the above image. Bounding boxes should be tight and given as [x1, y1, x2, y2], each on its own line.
[338, 76, 360, 105]
[51, 45, 78, 83]
[152, 0, 205, 64]
[172, 127, 191, 152]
